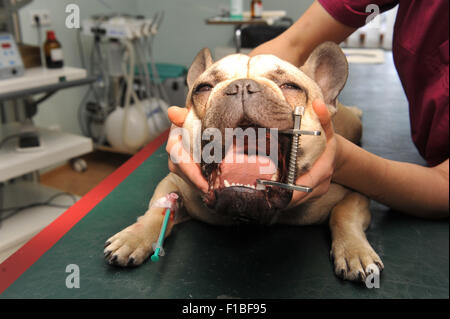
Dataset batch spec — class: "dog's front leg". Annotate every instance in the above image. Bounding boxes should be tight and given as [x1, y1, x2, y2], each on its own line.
[329, 192, 384, 282]
[104, 174, 182, 267]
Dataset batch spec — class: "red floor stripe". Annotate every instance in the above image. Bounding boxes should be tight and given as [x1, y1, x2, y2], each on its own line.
[0, 129, 169, 295]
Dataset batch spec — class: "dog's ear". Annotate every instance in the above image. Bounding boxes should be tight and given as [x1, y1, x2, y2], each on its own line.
[187, 48, 214, 89]
[301, 42, 348, 112]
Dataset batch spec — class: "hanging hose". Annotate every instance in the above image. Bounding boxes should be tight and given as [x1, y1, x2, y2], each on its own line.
[148, 42, 170, 109]
[140, 12, 170, 118]
[134, 40, 161, 134]
[78, 37, 98, 139]
[135, 40, 151, 99]
[77, 17, 110, 142]
[121, 40, 151, 149]
[136, 39, 168, 127]
[148, 11, 171, 106]
[78, 33, 110, 144]
[94, 41, 110, 107]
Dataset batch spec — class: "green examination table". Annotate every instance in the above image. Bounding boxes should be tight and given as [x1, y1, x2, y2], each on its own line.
[0, 53, 448, 299]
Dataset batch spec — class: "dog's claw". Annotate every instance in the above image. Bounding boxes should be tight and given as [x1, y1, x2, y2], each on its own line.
[358, 271, 366, 282]
[375, 261, 384, 272]
[104, 241, 111, 248]
[109, 255, 118, 265]
[329, 250, 334, 261]
[104, 250, 112, 259]
[127, 257, 135, 267]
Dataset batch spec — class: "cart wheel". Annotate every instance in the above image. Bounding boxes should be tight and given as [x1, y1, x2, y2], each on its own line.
[71, 158, 87, 172]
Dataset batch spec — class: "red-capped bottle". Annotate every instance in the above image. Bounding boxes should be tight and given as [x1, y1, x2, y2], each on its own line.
[251, 0, 263, 19]
[44, 30, 64, 68]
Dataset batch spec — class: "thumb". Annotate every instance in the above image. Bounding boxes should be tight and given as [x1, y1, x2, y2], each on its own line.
[168, 106, 189, 127]
[313, 100, 334, 140]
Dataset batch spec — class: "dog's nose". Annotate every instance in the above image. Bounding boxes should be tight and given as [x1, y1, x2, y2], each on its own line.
[224, 79, 261, 96]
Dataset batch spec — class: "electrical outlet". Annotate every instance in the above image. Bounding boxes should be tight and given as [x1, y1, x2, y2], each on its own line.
[30, 9, 51, 27]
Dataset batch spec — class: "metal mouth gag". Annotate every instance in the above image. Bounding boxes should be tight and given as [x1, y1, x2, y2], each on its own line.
[256, 106, 321, 193]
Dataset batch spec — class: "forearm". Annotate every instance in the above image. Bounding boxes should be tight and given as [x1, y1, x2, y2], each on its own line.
[249, 36, 307, 67]
[333, 135, 449, 218]
[249, 1, 356, 66]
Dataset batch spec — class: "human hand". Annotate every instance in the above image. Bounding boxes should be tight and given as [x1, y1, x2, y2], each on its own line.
[287, 100, 338, 208]
[166, 106, 209, 193]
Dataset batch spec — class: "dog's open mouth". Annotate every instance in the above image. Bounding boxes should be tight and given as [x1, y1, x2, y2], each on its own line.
[201, 121, 293, 224]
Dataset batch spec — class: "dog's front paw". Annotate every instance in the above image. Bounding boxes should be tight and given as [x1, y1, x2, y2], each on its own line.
[104, 222, 154, 267]
[330, 237, 384, 282]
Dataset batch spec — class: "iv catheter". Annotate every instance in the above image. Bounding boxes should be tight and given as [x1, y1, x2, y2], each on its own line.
[150, 192, 178, 262]
[150, 208, 171, 262]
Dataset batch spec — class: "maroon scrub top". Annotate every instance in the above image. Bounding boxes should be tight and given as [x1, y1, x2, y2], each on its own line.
[319, 0, 449, 166]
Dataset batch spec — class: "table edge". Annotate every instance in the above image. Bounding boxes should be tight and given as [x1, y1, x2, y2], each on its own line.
[0, 129, 169, 295]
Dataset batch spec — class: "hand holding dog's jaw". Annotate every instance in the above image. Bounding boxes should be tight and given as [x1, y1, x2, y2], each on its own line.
[168, 106, 188, 127]
[167, 106, 209, 193]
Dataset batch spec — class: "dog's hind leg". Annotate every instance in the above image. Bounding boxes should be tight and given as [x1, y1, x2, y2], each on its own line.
[329, 192, 384, 282]
[332, 101, 363, 145]
[104, 173, 183, 267]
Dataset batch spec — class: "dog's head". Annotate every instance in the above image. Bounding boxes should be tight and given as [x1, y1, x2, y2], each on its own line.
[181, 42, 348, 224]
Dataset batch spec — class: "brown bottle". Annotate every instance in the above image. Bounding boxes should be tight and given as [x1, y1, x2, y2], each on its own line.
[44, 30, 64, 68]
[251, 0, 263, 19]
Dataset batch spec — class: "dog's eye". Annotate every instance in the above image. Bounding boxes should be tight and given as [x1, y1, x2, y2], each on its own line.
[280, 83, 302, 91]
[195, 83, 213, 93]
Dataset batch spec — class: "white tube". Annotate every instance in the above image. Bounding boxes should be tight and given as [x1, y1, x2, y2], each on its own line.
[121, 40, 151, 149]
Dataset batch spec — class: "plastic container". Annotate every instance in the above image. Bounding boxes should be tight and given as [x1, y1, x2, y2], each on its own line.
[230, 0, 243, 19]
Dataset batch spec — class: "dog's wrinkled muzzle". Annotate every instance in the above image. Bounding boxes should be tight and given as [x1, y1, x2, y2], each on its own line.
[198, 79, 303, 224]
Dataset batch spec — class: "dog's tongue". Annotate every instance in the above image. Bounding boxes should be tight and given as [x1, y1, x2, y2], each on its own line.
[219, 143, 277, 185]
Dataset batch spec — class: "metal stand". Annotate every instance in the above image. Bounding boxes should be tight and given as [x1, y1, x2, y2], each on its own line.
[234, 25, 242, 53]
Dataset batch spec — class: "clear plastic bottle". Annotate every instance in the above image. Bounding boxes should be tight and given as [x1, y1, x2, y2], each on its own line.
[230, 0, 243, 19]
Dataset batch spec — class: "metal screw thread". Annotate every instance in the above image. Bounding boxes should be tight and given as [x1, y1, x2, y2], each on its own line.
[287, 134, 299, 185]
[287, 106, 304, 185]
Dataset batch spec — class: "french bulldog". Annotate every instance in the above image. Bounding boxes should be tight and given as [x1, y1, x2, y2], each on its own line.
[104, 42, 383, 282]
